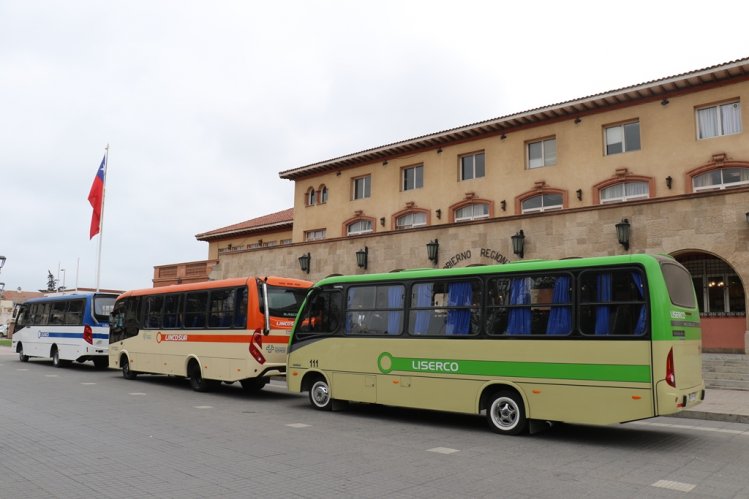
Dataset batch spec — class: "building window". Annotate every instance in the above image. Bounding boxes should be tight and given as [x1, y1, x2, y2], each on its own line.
[352, 175, 371, 200]
[605, 122, 640, 155]
[460, 152, 485, 181]
[600, 181, 650, 203]
[528, 138, 556, 168]
[305, 187, 317, 206]
[454, 203, 489, 222]
[304, 229, 326, 241]
[521, 193, 563, 213]
[280, 239, 292, 245]
[679, 253, 745, 317]
[320, 185, 328, 204]
[402, 164, 423, 191]
[347, 219, 373, 236]
[693, 167, 749, 191]
[697, 101, 742, 139]
[395, 212, 427, 229]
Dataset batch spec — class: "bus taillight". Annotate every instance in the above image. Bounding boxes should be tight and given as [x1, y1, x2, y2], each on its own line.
[250, 329, 265, 365]
[83, 325, 93, 345]
[666, 347, 676, 388]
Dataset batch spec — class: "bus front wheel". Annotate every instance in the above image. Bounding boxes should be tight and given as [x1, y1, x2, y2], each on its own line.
[309, 378, 333, 411]
[486, 390, 528, 435]
[121, 356, 138, 380]
[17, 344, 29, 362]
[188, 360, 217, 392]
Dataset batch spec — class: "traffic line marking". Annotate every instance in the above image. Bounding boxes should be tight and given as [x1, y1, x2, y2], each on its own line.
[16, 368, 28, 371]
[194, 406, 213, 409]
[45, 374, 59, 378]
[81, 382, 96, 385]
[427, 447, 459, 454]
[128, 392, 147, 396]
[652, 479, 696, 492]
[286, 423, 310, 428]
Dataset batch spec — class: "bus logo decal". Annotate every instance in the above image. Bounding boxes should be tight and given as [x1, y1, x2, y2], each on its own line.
[377, 351, 651, 382]
[156, 333, 188, 343]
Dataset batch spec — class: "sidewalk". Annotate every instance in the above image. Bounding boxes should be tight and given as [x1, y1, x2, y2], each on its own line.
[1, 345, 747, 424]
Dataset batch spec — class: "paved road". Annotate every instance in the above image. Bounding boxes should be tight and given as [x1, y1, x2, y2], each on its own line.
[1, 353, 749, 498]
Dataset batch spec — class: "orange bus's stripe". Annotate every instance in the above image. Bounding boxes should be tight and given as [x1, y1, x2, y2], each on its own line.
[156, 333, 289, 344]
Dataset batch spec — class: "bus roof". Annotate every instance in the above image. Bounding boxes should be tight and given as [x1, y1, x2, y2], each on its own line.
[117, 276, 313, 300]
[314, 254, 674, 287]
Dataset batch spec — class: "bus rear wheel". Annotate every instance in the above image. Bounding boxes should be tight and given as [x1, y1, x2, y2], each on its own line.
[486, 390, 528, 435]
[93, 357, 108, 370]
[309, 378, 333, 411]
[121, 356, 138, 380]
[51, 347, 70, 368]
[18, 344, 29, 362]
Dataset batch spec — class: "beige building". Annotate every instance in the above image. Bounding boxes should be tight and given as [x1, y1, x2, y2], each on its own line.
[184, 57, 749, 353]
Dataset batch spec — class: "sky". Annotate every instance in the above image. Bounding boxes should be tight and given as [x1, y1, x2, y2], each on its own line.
[1, 0, 746, 293]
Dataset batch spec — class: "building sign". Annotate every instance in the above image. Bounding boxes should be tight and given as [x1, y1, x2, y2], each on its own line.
[442, 248, 510, 268]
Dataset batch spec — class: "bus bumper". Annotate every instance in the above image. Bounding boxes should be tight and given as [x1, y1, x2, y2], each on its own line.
[655, 380, 705, 415]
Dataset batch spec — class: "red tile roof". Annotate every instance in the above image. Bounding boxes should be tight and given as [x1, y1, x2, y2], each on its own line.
[196, 208, 294, 241]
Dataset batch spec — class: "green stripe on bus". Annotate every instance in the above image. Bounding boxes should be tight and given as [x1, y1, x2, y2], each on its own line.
[377, 352, 651, 383]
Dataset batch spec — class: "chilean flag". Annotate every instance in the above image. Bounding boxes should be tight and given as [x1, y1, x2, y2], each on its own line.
[88, 156, 106, 239]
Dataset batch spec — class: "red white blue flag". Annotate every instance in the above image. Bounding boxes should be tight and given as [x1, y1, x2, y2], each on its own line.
[88, 156, 106, 239]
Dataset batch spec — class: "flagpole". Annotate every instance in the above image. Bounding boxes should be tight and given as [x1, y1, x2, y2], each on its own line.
[96, 144, 109, 292]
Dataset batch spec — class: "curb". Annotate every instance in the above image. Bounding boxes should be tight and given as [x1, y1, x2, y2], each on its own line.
[671, 410, 749, 425]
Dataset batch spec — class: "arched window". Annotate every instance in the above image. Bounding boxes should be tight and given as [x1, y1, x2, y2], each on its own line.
[676, 252, 745, 317]
[395, 212, 427, 229]
[454, 203, 489, 222]
[693, 167, 749, 191]
[600, 181, 650, 203]
[521, 193, 563, 214]
[319, 185, 328, 204]
[305, 187, 316, 206]
[347, 219, 373, 236]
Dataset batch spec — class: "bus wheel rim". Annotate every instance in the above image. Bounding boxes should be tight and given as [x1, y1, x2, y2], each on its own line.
[491, 397, 519, 430]
[312, 382, 329, 406]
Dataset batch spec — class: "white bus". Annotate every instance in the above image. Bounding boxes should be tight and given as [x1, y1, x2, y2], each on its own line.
[12, 292, 118, 368]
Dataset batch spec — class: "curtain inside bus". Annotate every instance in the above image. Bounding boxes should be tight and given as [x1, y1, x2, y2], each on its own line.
[595, 273, 612, 335]
[508, 278, 531, 335]
[413, 284, 433, 334]
[546, 275, 571, 335]
[631, 272, 646, 334]
[387, 286, 403, 335]
[446, 282, 472, 335]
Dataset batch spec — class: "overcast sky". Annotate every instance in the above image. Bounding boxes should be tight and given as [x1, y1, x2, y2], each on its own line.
[0, 0, 745, 293]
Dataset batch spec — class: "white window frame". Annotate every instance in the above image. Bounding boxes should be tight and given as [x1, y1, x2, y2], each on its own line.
[454, 203, 489, 222]
[604, 121, 641, 155]
[459, 152, 485, 181]
[352, 175, 371, 200]
[693, 167, 749, 192]
[304, 229, 326, 241]
[521, 193, 563, 214]
[696, 101, 742, 139]
[347, 219, 373, 236]
[395, 212, 427, 229]
[527, 138, 557, 168]
[600, 181, 650, 204]
[402, 165, 423, 191]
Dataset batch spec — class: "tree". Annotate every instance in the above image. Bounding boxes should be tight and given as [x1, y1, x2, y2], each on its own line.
[45, 270, 57, 292]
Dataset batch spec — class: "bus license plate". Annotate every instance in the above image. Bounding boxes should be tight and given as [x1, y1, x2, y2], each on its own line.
[688, 392, 697, 402]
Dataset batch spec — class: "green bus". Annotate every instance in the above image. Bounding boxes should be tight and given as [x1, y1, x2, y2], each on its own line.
[287, 254, 705, 435]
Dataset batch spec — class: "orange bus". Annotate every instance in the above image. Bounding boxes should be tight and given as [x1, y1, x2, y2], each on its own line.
[108, 276, 312, 392]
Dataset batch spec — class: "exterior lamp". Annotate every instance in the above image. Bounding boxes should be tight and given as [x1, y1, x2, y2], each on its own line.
[426, 239, 439, 264]
[298, 252, 311, 274]
[0, 282, 5, 292]
[616, 218, 631, 251]
[356, 246, 368, 270]
[511, 230, 525, 259]
[0, 255, 5, 271]
[745, 212, 749, 224]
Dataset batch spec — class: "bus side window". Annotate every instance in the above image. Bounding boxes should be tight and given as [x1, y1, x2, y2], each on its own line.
[65, 300, 85, 326]
[50, 302, 66, 325]
[298, 290, 341, 336]
[14, 305, 28, 332]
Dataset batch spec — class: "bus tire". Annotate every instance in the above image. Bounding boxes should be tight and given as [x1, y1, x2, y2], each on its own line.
[188, 360, 216, 392]
[17, 344, 29, 362]
[309, 378, 333, 411]
[486, 390, 528, 435]
[51, 347, 70, 368]
[240, 377, 268, 393]
[121, 355, 138, 380]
